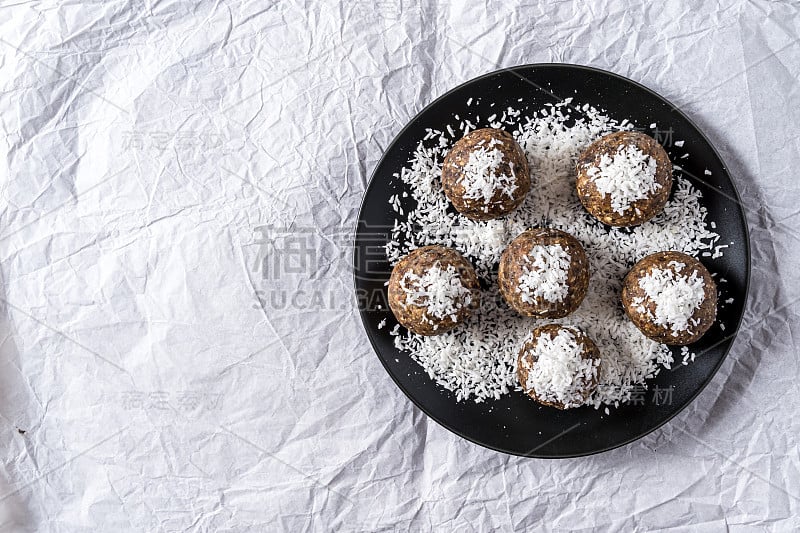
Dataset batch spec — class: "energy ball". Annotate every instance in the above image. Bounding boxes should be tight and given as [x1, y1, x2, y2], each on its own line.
[517, 324, 601, 409]
[576, 131, 673, 226]
[498, 228, 590, 318]
[622, 251, 717, 345]
[388, 245, 481, 336]
[442, 128, 530, 220]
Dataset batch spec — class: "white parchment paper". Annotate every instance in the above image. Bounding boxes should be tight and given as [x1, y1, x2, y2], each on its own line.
[1, 1, 799, 530]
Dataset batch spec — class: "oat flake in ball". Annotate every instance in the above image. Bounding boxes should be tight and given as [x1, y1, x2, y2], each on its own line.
[441, 128, 530, 220]
[388, 245, 481, 336]
[576, 131, 672, 226]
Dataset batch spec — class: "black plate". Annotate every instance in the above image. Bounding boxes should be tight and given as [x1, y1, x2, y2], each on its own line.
[353, 64, 750, 458]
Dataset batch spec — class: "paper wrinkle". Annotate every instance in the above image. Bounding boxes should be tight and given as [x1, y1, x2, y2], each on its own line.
[0, 0, 799, 530]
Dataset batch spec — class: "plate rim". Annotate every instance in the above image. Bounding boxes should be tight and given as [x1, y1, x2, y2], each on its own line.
[352, 62, 752, 458]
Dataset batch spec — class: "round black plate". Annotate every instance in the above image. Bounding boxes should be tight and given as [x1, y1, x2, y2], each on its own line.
[353, 64, 750, 458]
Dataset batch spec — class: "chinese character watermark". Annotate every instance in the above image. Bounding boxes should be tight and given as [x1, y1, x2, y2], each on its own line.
[651, 385, 675, 406]
[116, 390, 223, 411]
[120, 130, 241, 155]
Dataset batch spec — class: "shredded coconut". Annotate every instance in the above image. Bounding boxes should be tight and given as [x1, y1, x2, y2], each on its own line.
[635, 265, 705, 334]
[400, 263, 472, 323]
[384, 99, 720, 404]
[517, 244, 571, 303]
[585, 145, 660, 214]
[460, 147, 517, 203]
[522, 327, 599, 408]
[680, 345, 690, 365]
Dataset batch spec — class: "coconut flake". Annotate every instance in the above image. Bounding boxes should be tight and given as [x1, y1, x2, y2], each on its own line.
[585, 145, 660, 215]
[459, 147, 517, 204]
[400, 263, 471, 323]
[635, 266, 705, 334]
[517, 244, 571, 304]
[521, 327, 599, 408]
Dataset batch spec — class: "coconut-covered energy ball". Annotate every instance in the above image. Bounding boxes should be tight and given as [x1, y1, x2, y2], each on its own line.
[387, 245, 481, 336]
[498, 228, 589, 318]
[576, 131, 673, 226]
[517, 324, 601, 409]
[622, 251, 717, 345]
[441, 128, 530, 220]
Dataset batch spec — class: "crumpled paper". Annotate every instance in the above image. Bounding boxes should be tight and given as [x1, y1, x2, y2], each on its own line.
[0, 0, 798, 530]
